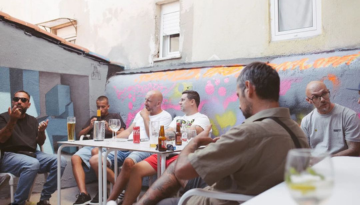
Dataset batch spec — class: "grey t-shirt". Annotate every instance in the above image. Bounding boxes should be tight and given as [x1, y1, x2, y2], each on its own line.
[301, 103, 360, 155]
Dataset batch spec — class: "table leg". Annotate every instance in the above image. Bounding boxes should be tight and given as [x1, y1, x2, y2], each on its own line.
[160, 154, 166, 175]
[57, 144, 66, 205]
[103, 149, 112, 204]
[157, 154, 161, 178]
[98, 147, 103, 205]
[157, 153, 167, 178]
[113, 150, 118, 193]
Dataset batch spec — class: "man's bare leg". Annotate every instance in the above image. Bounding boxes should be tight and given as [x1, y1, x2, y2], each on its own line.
[107, 158, 135, 201]
[71, 155, 88, 194]
[89, 154, 115, 184]
[122, 161, 156, 205]
[137, 163, 187, 205]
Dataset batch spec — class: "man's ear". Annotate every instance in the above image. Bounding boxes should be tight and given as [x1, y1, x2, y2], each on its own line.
[305, 97, 312, 104]
[245, 81, 254, 97]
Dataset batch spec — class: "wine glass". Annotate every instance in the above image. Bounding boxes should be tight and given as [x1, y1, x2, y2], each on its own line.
[285, 149, 334, 205]
[109, 119, 121, 141]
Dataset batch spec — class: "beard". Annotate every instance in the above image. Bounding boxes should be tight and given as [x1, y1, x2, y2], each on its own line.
[241, 102, 253, 119]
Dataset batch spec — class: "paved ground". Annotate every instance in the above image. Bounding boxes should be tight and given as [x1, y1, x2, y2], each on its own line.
[0, 181, 98, 205]
[0, 181, 149, 205]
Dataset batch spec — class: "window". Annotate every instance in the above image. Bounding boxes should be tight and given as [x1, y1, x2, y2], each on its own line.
[159, 1, 180, 58]
[270, 0, 321, 41]
[37, 18, 77, 44]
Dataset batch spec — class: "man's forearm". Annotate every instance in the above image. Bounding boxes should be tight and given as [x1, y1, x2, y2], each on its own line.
[174, 139, 199, 179]
[333, 148, 360, 157]
[116, 129, 131, 139]
[0, 119, 17, 143]
[37, 131, 46, 146]
[78, 126, 92, 138]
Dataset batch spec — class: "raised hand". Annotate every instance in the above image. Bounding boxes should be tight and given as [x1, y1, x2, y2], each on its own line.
[90, 117, 97, 128]
[140, 107, 150, 119]
[38, 119, 49, 132]
[193, 126, 215, 147]
[8, 106, 22, 120]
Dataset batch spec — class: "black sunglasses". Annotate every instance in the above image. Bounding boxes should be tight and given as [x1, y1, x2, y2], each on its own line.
[13, 97, 29, 103]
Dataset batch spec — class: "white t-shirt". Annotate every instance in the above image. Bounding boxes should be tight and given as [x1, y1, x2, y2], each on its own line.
[301, 103, 360, 155]
[169, 112, 211, 130]
[128, 110, 172, 140]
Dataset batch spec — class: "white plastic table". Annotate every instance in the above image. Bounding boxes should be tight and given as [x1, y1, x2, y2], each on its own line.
[243, 156, 360, 205]
[57, 139, 184, 205]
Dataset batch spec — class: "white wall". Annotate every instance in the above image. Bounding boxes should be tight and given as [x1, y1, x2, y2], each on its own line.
[1, 0, 359, 69]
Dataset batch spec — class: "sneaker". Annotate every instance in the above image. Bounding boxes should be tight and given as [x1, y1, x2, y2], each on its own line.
[89, 192, 99, 204]
[73, 193, 91, 205]
[36, 200, 51, 205]
[116, 190, 125, 205]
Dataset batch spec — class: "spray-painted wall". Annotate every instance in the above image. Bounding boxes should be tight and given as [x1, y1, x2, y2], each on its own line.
[106, 49, 360, 137]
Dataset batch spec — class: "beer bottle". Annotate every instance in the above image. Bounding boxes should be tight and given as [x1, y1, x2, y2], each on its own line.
[97, 109, 101, 121]
[158, 125, 167, 151]
[175, 123, 182, 146]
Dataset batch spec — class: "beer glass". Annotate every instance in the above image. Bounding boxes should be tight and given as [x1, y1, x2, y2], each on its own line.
[67, 116, 76, 141]
[149, 120, 160, 147]
[109, 119, 121, 141]
[285, 149, 334, 205]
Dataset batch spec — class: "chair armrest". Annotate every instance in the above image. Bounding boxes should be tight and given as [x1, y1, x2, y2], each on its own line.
[177, 188, 254, 205]
[80, 135, 85, 141]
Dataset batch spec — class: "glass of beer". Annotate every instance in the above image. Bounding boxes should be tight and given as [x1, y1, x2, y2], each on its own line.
[67, 116, 76, 141]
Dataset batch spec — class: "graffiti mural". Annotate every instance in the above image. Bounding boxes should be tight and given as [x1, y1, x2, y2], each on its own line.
[0, 67, 90, 153]
[106, 49, 360, 137]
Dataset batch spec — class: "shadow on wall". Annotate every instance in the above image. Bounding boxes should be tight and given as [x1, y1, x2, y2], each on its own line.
[106, 50, 360, 138]
[0, 68, 89, 154]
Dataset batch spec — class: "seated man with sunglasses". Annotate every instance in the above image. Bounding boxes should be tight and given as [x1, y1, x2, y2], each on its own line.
[301, 81, 360, 156]
[0, 90, 68, 205]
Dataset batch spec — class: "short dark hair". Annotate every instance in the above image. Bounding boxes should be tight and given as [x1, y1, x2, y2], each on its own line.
[237, 62, 280, 101]
[15, 90, 31, 100]
[97, 96, 109, 104]
[182, 90, 200, 108]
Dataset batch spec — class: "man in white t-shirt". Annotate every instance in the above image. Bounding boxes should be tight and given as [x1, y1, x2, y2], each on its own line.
[115, 90, 211, 205]
[301, 81, 360, 156]
[88, 90, 172, 204]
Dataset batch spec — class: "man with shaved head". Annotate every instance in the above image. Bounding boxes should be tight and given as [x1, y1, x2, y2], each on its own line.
[301, 81, 360, 156]
[88, 90, 172, 204]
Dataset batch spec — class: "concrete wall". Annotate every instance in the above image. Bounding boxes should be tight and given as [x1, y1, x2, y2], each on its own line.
[1, 0, 359, 69]
[107, 49, 360, 137]
[0, 20, 109, 153]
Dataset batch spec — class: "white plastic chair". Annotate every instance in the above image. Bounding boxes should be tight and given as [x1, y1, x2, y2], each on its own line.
[177, 188, 254, 205]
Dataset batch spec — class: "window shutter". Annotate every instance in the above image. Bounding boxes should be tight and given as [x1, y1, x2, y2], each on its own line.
[161, 1, 180, 36]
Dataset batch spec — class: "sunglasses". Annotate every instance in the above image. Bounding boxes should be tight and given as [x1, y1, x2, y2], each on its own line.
[13, 97, 29, 103]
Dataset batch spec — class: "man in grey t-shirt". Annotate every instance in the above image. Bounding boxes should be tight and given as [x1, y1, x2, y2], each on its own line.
[301, 81, 360, 156]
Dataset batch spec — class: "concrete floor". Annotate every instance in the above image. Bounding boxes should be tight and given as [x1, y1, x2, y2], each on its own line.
[0, 181, 98, 205]
[0, 181, 149, 205]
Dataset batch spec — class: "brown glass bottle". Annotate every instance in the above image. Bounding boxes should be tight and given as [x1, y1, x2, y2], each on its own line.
[175, 123, 182, 146]
[158, 125, 167, 151]
[97, 109, 101, 121]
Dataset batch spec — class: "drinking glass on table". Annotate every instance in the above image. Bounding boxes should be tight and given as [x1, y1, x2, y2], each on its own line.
[109, 119, 121, 141]
[165, 131, 175, 146]
[285, 149, 334, 205]
[186, 129, 197, 142]
[67, 116, 76, 141]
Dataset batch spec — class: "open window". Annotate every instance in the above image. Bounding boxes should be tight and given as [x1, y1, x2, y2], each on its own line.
[37, 18, 77, 43]
[270, 0, 321, 41]
[159, 1, 180, 59]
